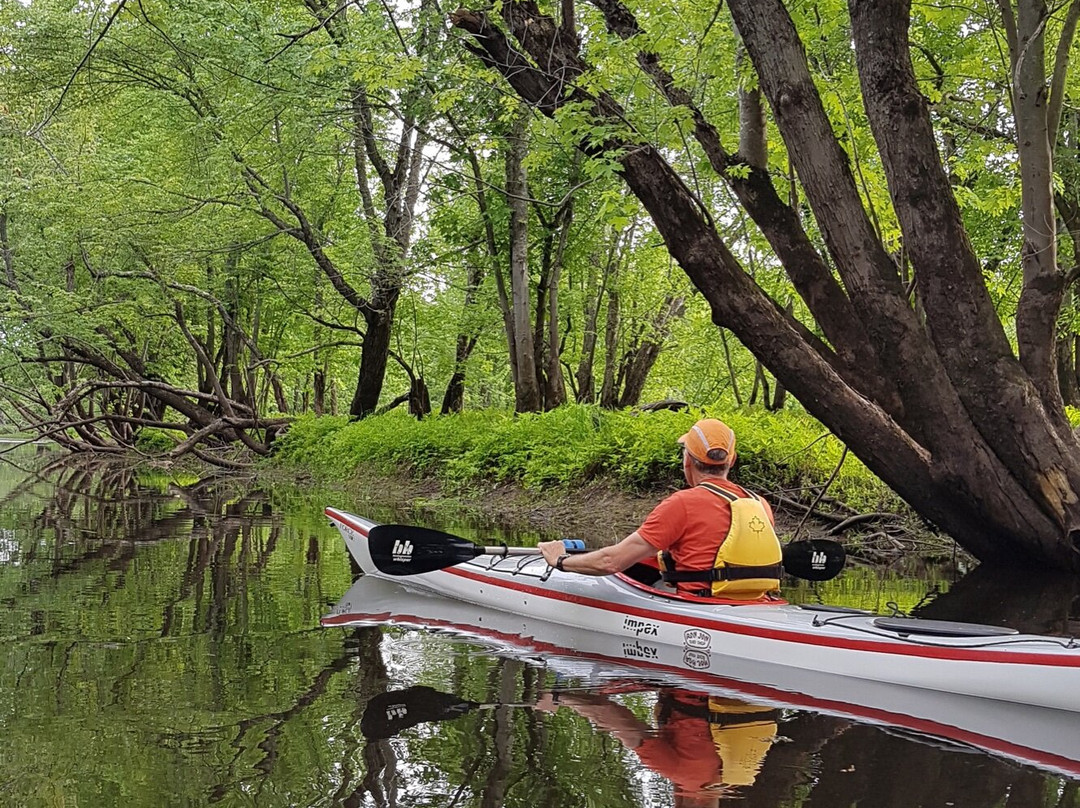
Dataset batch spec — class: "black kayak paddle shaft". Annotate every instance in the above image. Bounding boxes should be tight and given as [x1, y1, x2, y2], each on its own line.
[367, 524, 846, 581]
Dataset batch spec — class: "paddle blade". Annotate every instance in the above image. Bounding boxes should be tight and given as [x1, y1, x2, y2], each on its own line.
[782, 539, 846, 581]
[361, 686, 479, 739]
[367, 524, 483, 575]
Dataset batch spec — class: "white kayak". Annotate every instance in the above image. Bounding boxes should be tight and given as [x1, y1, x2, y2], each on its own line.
[325, 507, 1080, 714]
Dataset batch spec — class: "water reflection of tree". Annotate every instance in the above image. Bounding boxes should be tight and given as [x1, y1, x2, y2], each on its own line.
[787, 723, 1069, 808]
[915, 563, 1080, 637]
[2, 451, 365, 806]
[5, 453, 269, 590]
[8, 450, 1080, 807]
[334, 627, 394, 808]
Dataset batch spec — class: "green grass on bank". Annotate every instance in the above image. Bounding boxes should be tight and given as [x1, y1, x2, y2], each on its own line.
[268, 405, 905, 514]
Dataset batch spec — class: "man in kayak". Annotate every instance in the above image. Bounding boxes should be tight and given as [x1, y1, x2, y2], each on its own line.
[538, 418, 783, 598]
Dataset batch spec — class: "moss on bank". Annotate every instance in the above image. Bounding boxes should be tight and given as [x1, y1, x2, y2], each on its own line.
[267, 404, 906, 515]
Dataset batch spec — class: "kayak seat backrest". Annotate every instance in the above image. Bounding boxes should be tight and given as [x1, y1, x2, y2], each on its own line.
[872, 617, 1019, 637]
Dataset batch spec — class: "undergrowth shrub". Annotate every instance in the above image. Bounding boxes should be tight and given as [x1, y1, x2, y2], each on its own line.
[135, 427, 187, 453]
[269, 404, 901, 512]
[1066, 406, 1080, 428]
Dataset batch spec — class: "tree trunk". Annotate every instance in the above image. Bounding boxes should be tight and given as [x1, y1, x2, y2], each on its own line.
[574, 262, 600, 403]
[506, 109, 542, 412]
[575, 225, 627, 403]
[533, 235, 552, 398]
[1056, 195, 1080, 406]
[533, 185, 573, 409]
[409, 376, 431, 418]
[441, 264, 484, 414]
[0, 211, 16, 290]
[720, 328, 744, 407]
[453, 0, 1080, 570]
[599, 282, 620, 409]
[313, 369, 326, 416]
[443, 147, 501, 414]
[222, 276, 245, 406]
[545, 251, 567, 409]
[618, 295, 685, 407]
[350, 298, 397, 417]
[735, 27, 767, 170]
[1007, 0, 1064, 408]
[441, 367, 467, 414]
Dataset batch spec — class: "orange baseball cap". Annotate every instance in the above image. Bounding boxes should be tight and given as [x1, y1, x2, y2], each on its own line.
[679, 418, 736, 465]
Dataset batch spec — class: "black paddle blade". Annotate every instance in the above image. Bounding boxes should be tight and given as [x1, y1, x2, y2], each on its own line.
[782, 539, 846, 581]
[361, 686, 479, 739]
[367, 524, 484, 575]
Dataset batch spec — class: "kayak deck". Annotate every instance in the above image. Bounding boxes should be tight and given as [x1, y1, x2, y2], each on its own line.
[325, 506, 1080, 712]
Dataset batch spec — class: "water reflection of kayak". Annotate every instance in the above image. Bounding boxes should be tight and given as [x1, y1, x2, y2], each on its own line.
[323, 573, 1080, 780]
[325, 508, 1080, 714]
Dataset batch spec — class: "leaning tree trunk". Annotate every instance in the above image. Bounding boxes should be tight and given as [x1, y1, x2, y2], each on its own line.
[452, 0, 1080, 570]
[618, 295, 685, 407]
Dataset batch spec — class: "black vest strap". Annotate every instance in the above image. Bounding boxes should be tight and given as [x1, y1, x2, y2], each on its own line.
[697, 480, 739, 501]
[661, 564, 784, 583]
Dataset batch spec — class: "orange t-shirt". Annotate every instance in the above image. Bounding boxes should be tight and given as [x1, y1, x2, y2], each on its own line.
[637, 482, 775, 580]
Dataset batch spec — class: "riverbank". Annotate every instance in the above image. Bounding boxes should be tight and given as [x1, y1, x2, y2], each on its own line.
[265, 406, 961, 564]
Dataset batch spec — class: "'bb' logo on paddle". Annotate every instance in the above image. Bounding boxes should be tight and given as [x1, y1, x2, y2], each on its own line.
[392, 540, 414, 563]
[811, 551, 826, 570]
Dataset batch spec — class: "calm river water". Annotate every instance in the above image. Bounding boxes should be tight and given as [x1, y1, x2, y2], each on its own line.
[2, 444, 1079, 807]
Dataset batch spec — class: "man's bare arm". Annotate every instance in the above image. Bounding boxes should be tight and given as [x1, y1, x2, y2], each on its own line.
[538, 532, 655, 575]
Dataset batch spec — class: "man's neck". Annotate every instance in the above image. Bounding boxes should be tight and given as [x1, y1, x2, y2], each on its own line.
[690, 469, 729, 486]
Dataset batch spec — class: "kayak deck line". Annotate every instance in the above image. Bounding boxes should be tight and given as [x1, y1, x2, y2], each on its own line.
[322, 575, 1080, 780]
[325, 506, 1080, 711]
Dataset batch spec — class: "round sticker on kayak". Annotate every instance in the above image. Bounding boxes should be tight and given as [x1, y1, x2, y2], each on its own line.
[684, 629, 711, 651]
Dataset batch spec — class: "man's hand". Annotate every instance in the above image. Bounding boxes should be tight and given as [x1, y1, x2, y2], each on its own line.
[538, 540, 568, 568]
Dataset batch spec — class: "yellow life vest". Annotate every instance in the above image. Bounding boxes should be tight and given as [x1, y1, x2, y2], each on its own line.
[658, 481, 783, 599]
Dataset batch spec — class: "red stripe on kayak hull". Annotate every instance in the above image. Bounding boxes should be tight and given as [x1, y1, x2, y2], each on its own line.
[444, 566, 1079, 668]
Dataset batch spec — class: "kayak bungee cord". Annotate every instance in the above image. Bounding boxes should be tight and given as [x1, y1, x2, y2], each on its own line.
[808, 611, 1080, 650]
